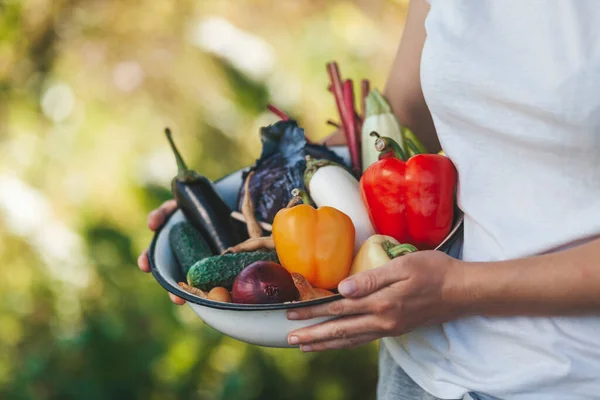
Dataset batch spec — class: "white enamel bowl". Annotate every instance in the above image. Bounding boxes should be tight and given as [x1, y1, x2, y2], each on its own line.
[149, 146, 464, 348]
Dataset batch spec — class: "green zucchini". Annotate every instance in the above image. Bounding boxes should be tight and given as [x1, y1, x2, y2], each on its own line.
[187, 251, 279, 291]
[169, 221, 213, 275]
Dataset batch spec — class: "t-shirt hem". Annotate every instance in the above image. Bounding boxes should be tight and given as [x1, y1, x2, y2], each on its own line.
[382, 337, 468, 400]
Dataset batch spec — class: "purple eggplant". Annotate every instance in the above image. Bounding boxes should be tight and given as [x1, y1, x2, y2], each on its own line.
[165, 129, 243, 254]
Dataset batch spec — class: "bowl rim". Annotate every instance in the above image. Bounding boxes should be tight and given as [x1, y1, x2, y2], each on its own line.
[149, 207, 464, 311]
[148, 208, 345, 311]
[148, 144, 464, 311]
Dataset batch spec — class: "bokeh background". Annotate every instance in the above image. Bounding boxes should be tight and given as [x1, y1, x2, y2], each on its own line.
[0, 1, 409, 399]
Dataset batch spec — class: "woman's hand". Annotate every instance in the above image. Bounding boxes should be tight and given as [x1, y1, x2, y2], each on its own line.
[287, 250, 469, 352]
[137, 199, 186, 305]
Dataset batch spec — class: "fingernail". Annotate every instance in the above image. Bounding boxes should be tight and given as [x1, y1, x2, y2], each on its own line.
[288, 336, 299, 345]
[301, 345, 313, 352]
[338, 279, 356, 296]
[287, 311, 299, 320]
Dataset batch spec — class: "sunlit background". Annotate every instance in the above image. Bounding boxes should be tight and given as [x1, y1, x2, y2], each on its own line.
[0, 1, 409, 399]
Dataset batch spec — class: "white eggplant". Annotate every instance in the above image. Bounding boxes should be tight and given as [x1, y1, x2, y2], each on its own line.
[361, 89, 406, 172]
[304, 159, 375, 252]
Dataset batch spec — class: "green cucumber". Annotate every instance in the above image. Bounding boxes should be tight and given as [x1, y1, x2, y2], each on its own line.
[187, 251, 279, 291]
[169, 221, 213, 275]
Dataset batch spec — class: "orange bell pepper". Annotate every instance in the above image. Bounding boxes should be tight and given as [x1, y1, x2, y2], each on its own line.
[272, 204, 355, 289]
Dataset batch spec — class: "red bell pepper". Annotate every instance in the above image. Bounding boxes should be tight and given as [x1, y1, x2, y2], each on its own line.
[359, 133, 457, 250]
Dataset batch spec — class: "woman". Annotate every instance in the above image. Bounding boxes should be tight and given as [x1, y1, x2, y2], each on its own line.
[138, 1, 600, 398]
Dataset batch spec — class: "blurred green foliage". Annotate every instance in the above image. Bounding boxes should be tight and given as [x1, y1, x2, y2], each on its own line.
[0, 0, 408, 398]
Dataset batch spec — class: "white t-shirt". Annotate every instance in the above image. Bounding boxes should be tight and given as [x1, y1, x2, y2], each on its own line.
[384, 1, 600, 399]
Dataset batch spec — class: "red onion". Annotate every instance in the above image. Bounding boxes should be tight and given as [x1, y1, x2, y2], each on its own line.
[231, 261, 299, 304]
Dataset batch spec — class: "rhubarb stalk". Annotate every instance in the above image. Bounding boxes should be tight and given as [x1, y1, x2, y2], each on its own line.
[361, 79, 370, 121]
[343, 79, 362, 173]
[267, 104, 314, 144]
[267, 104, 290, 121]
[326, 62, 361, 176]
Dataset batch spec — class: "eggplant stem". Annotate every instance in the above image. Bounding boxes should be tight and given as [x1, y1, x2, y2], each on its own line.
[242, 171, 262, 239]
[222, 237, 275, 254]
[304, 156, 344, 192]
[291, 188, 312, 207]
[286, 195, 303, 208]
[165, 128, 189, 176]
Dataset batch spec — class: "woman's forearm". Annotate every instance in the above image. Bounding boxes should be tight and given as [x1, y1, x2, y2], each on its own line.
[455, 238, 600, 317]
[384, 0, 440, 153]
